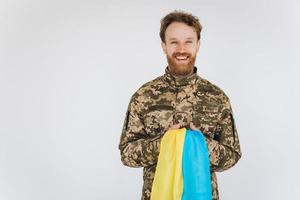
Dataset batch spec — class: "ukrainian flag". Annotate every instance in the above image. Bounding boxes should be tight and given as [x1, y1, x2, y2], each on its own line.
[151, 128, 212, 200]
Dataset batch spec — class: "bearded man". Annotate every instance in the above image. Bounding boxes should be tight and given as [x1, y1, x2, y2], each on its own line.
[119, 10, 242, 200]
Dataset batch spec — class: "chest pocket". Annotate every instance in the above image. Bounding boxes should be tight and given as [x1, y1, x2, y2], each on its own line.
[193, 99, 220, 138]
[143, 104, 174, 137]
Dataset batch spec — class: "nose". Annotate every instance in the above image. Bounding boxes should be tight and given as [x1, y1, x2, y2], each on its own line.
[177, 43, 187, 53]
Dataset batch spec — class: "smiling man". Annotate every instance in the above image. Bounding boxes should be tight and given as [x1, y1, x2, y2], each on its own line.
[119, 11, 242, 200]
[162, 21, 199, 78]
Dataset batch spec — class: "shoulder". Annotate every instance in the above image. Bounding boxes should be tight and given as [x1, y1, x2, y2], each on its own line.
[196, 75, 230, 104]
[129, 75, 166, 105]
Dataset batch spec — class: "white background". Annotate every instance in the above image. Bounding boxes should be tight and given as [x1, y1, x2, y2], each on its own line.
[1, 0, 299, 199]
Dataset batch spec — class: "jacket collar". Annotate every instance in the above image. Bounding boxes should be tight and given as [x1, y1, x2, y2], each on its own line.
[163, 66, 199, 87]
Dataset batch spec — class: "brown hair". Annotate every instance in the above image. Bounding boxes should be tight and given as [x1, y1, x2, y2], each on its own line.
[160, 10, 202, 43]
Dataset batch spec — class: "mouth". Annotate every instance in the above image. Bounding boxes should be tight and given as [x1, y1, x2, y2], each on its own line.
[175, 55, 189, 62]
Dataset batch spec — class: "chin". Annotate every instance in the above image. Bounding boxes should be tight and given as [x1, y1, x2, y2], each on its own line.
[167, 55, 196, 76]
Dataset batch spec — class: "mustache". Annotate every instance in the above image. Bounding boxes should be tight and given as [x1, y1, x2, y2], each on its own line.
[172, 52, 191, 57]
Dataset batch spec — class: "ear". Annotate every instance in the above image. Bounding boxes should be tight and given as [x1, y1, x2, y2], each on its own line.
[161, 42, 167, 54]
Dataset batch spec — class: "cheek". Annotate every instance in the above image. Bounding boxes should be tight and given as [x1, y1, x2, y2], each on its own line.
[184, 48, 197, 56]
[192, 45, 200, 53]
[165, 45, 177, 53]
[166, 49, 175, 57]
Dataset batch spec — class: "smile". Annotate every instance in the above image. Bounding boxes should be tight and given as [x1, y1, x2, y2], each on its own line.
[175, 55, 189, 61]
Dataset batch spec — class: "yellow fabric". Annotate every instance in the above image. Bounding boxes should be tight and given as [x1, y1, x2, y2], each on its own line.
[150, 128, 186, 200]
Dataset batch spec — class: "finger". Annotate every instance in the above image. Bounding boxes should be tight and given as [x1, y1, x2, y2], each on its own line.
[190, 122, 198, 131]
[169, 124, 180, 130]
[172, 124, 180, 129]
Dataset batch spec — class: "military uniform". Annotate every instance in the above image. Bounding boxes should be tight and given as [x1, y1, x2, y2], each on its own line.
[119, 67, 242, 200]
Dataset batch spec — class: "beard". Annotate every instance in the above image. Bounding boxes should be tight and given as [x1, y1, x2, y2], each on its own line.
[167, 52, 196, 77]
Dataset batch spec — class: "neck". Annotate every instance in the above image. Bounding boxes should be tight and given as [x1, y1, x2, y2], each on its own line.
[168, 67, 194, 79]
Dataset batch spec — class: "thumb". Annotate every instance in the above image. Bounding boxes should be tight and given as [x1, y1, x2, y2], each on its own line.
[190, 122, 199, 131]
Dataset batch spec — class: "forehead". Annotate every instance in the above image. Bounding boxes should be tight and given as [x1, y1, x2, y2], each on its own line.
[165, 22, 197, 40]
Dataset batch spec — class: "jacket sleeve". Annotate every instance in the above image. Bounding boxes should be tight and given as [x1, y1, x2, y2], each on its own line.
[118, 95, 162, 168]
[205, 98, 242, 172]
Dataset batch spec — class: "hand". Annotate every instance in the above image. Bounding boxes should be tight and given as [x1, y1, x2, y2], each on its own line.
[190, 122, 200, 132]
[168, 124, 181, 130]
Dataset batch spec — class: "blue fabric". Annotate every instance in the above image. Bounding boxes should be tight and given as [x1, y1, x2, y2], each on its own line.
[181, 130, 212, 200]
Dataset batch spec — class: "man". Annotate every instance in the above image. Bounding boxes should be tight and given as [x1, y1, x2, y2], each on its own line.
[119, 10, 242, 200]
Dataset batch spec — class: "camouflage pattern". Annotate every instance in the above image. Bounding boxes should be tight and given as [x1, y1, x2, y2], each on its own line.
[119, 67, 242, 200]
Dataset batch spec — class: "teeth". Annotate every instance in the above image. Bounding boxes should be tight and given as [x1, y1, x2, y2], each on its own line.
[176, 56, 188, 60]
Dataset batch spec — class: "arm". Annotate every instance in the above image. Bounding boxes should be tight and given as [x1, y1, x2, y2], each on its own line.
[205, 98, 242, 172]
[118, 95, 162, 168]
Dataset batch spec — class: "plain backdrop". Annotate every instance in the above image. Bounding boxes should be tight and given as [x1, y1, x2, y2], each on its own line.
[1, 0, 300, 199]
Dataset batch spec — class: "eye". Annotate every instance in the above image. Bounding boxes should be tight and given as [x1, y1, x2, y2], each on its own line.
[170, 41, 177, 44]
[186, 41, 193, 44]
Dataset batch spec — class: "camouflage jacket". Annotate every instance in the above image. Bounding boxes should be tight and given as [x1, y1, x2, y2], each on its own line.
[119, 67, 242, 200]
